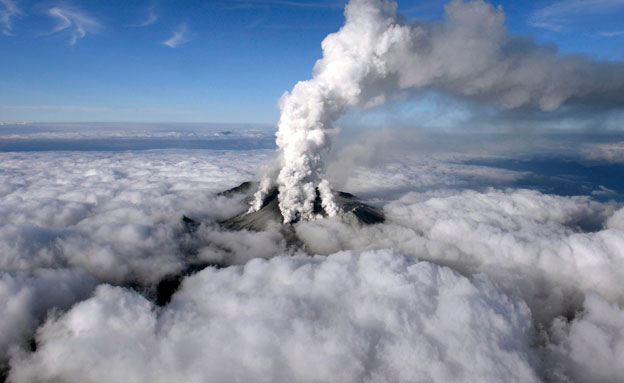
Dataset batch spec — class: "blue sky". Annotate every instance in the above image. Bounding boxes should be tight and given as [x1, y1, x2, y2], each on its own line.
[1, 0, 624, 123]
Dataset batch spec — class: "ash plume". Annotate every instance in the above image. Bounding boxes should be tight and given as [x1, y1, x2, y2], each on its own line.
[253, 0, 624, 223]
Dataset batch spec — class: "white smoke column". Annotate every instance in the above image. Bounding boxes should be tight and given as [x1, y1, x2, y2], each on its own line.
[317, 179, 339, 217]
[253, 0, 624, 223]
[248, 175, 274, 214]
[256, 0, 410, 223]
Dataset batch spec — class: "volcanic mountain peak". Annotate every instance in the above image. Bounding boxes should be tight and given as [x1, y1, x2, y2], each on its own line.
[220, 181, 384, 231]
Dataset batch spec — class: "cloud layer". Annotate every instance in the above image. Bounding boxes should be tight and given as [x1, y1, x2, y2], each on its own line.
[0, 134, 622, 382]
[9, 250, 539, 383]
[0, 150, 275, 285]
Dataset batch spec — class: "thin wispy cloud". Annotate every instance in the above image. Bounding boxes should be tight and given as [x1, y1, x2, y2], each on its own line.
[0, 0, 21, 36]
[132, 5, 158, 27]
[163, 23, 191, 48]
[217, 0, 344, 10]
[600, 30, 624, 37]
[222, 0, 343, 28]
[529, 0, 624, 31]
[248, 0, 343, 8]
[47, 5, 101, 45]
[262, 23, 337, 29]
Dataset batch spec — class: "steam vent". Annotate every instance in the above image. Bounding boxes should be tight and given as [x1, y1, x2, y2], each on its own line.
[220, 181, 384, 231]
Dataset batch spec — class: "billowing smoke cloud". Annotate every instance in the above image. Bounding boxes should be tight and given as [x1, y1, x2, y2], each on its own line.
[8, 250, 539, 383]
[255, 0, 624, 223]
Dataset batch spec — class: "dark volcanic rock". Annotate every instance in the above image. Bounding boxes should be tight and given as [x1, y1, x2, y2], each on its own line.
[333, 191, 385, 225]
[182, 215, 201, 233]
[216, 181, 256, 198]
[220, 181, 384, 231]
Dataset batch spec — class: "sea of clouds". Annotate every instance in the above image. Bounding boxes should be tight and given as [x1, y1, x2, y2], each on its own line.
[0, 124, 623, 382]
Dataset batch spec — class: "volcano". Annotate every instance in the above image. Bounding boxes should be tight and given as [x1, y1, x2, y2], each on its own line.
[171, 182, 384, 305]
[219, 181, 384, 231]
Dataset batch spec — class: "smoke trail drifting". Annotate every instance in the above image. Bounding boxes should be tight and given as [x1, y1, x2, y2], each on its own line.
[253, 0, 624, 223]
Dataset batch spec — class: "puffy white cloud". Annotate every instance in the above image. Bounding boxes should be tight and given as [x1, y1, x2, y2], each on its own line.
[606, 206, 624, 230]
[195, 222, 290, 265]
[296, 188, 623, 323]
[0, 148, 280, 369]
[0, 268, 97, 364]
[9, 250, 539, 383]
[546, 293, 624, 383]
[0, 150, 275, 283]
